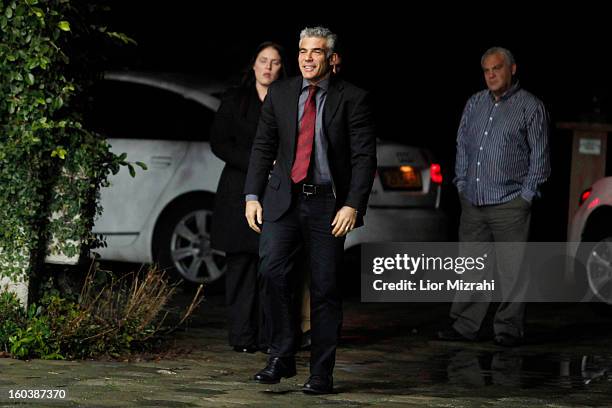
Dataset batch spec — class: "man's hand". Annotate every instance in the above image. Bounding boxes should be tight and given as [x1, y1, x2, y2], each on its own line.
[245, 200, 263, 234]
[331, 206, 357, 237]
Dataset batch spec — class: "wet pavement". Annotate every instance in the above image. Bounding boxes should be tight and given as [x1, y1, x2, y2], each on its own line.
[2, 294, 612, 407]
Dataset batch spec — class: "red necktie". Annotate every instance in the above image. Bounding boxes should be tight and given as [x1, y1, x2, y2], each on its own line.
[291, 85, 318, 184]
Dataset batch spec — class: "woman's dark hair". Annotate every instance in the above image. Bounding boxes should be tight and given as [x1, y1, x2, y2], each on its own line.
[239, 41, 287, 89]
[237, 41, 286, 116]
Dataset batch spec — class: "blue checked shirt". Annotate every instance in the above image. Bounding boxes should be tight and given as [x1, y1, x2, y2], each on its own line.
[454, 81, 551, 206]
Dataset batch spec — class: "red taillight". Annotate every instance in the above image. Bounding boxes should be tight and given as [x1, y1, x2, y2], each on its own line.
[579, 188, 592, 206]
[430, 163, 443, 184]
[588, 197, 600, 210]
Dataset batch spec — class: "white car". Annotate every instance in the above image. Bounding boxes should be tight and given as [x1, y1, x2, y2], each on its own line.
[89, 72, 447, 284]
[568, 177, 612, 303]
[345, 141, 447, 249]
[90, 71, 227, 284]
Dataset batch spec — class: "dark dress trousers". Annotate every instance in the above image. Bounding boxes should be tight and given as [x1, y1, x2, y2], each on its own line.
[210, 86, 266, 348]
[244, 76, 376, 376]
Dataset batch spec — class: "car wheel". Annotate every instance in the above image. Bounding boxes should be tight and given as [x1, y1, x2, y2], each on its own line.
[580, 238, 612, 305]
[155, 202, 226, 283]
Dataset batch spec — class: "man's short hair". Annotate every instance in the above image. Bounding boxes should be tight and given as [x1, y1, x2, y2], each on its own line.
[299, 26, 337, 57]
[481, 47, 516, 67]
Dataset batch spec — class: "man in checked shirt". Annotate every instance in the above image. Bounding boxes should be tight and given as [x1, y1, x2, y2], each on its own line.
[438, 47, 551, 347]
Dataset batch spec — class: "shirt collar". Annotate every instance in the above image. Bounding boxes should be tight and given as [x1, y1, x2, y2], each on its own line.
[301, 77, 329, 92]
[489, 80, 521, 102]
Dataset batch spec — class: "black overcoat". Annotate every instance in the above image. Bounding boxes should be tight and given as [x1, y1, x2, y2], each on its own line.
[210, 86, 261, 254]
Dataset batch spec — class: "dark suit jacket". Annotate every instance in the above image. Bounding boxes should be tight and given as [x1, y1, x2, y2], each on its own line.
[244, 76, 377, 227]
[210, 86, 261, 254]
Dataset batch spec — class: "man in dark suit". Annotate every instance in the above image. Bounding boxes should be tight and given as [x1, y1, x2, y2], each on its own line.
[244, 26, 376, 394]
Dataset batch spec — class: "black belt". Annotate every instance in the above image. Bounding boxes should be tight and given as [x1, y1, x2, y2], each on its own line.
[292, 183, 334, 196]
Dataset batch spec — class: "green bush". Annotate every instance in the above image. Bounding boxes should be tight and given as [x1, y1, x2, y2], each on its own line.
[9, 305, 63, 360]
[1, 265, 204, 360]
[0, 291, 26, 352]
[0, 0, 140, 280]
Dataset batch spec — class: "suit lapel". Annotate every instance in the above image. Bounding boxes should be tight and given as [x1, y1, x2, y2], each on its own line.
[324, 78, 343, 131]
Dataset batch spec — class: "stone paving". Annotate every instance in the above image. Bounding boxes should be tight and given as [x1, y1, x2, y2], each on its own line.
[1, 297, 612, 407]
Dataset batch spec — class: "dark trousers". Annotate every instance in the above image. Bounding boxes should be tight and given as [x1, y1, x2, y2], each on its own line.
[225, 252, 266, 348]
[451, 195, 531, 339]
[259, 192, 344, 376]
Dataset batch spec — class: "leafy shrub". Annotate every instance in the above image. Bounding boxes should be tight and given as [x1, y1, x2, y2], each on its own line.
[0, 291, 26, 353]
[0, 265, 203, 360]
[9, 304, 63, 360]
[0, 0, 138, 280]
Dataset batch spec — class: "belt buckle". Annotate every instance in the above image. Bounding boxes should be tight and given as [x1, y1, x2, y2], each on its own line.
[302, 184, 316, 196]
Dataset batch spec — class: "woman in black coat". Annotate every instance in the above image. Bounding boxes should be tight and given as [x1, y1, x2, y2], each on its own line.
[210, 42, 286, 352]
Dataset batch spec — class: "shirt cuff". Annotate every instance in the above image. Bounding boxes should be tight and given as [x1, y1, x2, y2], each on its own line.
[245, 194, 259, 202]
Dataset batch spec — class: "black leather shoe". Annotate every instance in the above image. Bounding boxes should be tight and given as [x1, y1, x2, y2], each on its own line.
[253, 357, 296, 384]
[437, 327, 473, 341]
[303, 375, 333, 394]
[494, 333, 522, 347]
[233, 345, 258, 353]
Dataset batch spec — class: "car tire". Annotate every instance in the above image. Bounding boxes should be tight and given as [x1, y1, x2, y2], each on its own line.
[576, 237, 612, 305]
[154, 200, 226, 284]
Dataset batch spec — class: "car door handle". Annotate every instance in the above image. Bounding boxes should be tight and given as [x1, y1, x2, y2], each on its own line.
[150, 156, 173, 167]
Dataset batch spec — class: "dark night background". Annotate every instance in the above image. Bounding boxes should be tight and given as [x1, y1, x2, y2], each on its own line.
[102, 4, 612, 240]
